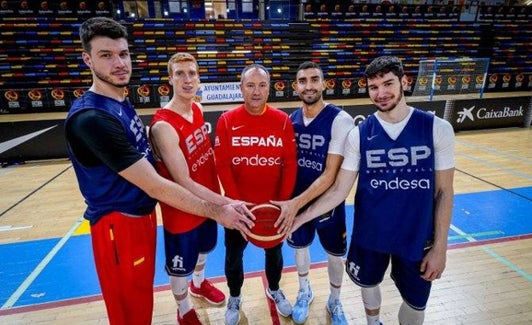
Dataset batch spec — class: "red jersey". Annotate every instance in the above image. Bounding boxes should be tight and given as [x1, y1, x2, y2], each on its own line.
[150, 103, 220, 233]
[214, 104, 297, 204]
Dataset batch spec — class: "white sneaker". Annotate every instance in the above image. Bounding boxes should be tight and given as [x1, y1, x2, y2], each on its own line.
[224, 296, 242, 325]
[266, 288, 292, 317]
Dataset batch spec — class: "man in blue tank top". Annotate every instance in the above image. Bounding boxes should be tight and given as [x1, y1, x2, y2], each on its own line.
[64, 17, 253, 325]
[290, 56, 455, 325]
[273, 61, 353, 325]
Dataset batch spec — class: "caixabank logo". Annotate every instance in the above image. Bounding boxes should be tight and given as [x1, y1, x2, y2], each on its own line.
[452, 97, 529, 131]
[456, 105, 523, 123]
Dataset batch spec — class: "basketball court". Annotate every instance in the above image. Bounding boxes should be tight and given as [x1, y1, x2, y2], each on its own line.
[0, 127, 531, 324]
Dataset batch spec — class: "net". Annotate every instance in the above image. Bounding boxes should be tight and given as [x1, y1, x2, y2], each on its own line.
[412, 58, 490, 100]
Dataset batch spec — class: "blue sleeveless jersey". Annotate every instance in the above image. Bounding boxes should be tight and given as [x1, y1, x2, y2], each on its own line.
[355, 109, 435, 261]
[291, 104, 345, 219]
[66, 92, 156, 225]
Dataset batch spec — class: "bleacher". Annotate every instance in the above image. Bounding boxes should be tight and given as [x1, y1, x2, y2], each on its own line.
[0, 5, 531, 114]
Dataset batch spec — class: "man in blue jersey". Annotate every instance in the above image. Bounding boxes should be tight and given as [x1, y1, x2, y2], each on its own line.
[273, 61, 353, 325]
[290, 56, 455, 325]
[64, 17, 254, 325]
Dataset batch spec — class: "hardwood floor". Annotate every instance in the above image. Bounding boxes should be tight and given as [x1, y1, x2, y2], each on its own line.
[0, 125, 530, 324]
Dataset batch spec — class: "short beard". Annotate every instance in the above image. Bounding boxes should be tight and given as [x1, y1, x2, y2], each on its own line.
[300, 92, 321, 106]
[376, 85, 403, 113]
[94, 70, 130, 89]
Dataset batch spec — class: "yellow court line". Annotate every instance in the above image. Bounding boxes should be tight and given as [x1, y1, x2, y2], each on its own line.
[73, 219, 90, 235]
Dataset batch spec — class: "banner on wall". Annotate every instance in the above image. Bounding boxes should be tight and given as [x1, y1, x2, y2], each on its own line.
[0, 89, 24, 113]
[450, 96, 530, 131]
[197, 82, 243, 104]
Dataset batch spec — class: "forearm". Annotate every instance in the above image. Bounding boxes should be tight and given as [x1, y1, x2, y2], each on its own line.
[293, 173, 336, 211]
[297, 168, 355, 224]
[120, 158, 221, 219]
[432, 168, 454, 251]
[293, 154, 342, 210]
[433, 188, 453, 251]
[184, 180, 231, 205]
[152, 177, 221, 218]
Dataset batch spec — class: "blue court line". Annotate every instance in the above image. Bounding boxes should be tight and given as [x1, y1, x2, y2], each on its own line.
[447, 230, 504, 240]
[482, 246, 532, 282]
[451, 224, 532, 283]
[450, 187, 532, 282]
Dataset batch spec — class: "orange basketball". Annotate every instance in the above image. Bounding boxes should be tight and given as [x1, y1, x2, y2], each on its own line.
[248, 203, 284, 249]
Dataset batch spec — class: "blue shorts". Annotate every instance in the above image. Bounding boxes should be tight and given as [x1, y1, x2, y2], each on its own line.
[287, 206, 347, 256]
[163, 219, 218, 276]
[345, 243, 432, 310]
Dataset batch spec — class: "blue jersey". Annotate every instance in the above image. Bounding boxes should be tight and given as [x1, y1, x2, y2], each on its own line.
[291, 104, 345, 218]
[66, 92, 156, 224]
[355, 109, 435, 261]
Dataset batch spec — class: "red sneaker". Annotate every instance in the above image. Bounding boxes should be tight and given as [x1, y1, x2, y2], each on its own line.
[177, 309, 202, 325]
[189, 280, 226, 305]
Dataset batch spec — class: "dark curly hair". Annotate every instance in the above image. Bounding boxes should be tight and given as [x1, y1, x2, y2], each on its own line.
[364, 56, 404, 79]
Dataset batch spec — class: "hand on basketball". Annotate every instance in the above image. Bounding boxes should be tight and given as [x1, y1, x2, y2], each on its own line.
[270, 199, 297, 236]
[231, 201, 256, 222]
[220, 202, 255, 240]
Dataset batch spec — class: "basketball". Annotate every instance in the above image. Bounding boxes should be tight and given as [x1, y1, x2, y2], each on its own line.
[248, 203, 284, 249]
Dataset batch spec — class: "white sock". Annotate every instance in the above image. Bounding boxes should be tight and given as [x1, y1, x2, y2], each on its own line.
[361, 286, 381, 325]
[295, 248, 311, 292]
[366, 315, 381, 325]
[178, 298, 192, 316]
[327, 254, 344, 301]
[298, 276, 310, 293]
[329, 286, 341, 302]
[192, 253, 207, 287]
[398, 301, 425, 325]
[170, 276, 192, 315]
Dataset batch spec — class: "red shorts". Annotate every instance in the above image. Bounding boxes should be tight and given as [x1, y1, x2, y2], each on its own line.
[90, 211, 157, 325]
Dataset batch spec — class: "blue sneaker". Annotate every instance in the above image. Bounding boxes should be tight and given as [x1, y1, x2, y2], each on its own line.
[292, 286, 314, 324]
[326, 298, 348, 325]
[266, 288, 292, 317]
[224, 296, 242, 325]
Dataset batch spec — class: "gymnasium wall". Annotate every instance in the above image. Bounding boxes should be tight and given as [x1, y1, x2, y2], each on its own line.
[0, 8, 531, 164]
[1, 95, 531, 165]
[1, 9, 531, 114]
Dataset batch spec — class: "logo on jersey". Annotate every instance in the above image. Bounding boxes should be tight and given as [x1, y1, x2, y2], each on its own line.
[296, 133, 325, 150]
[191, 147, 214, 172]
[298, 156, 323, 172]
[185, 124, 210, 154]
[296, 133, 326, 172]
[232, 135, 283, 147]
[130, 115, 149, 157]
[367, 146, 430, 168]
[366, 146, 432, 190]
[170, 254, 185, 272]
[347, 261, 361, 281]
[232, 155, 282, 167]
[231, 125, 245, 131]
